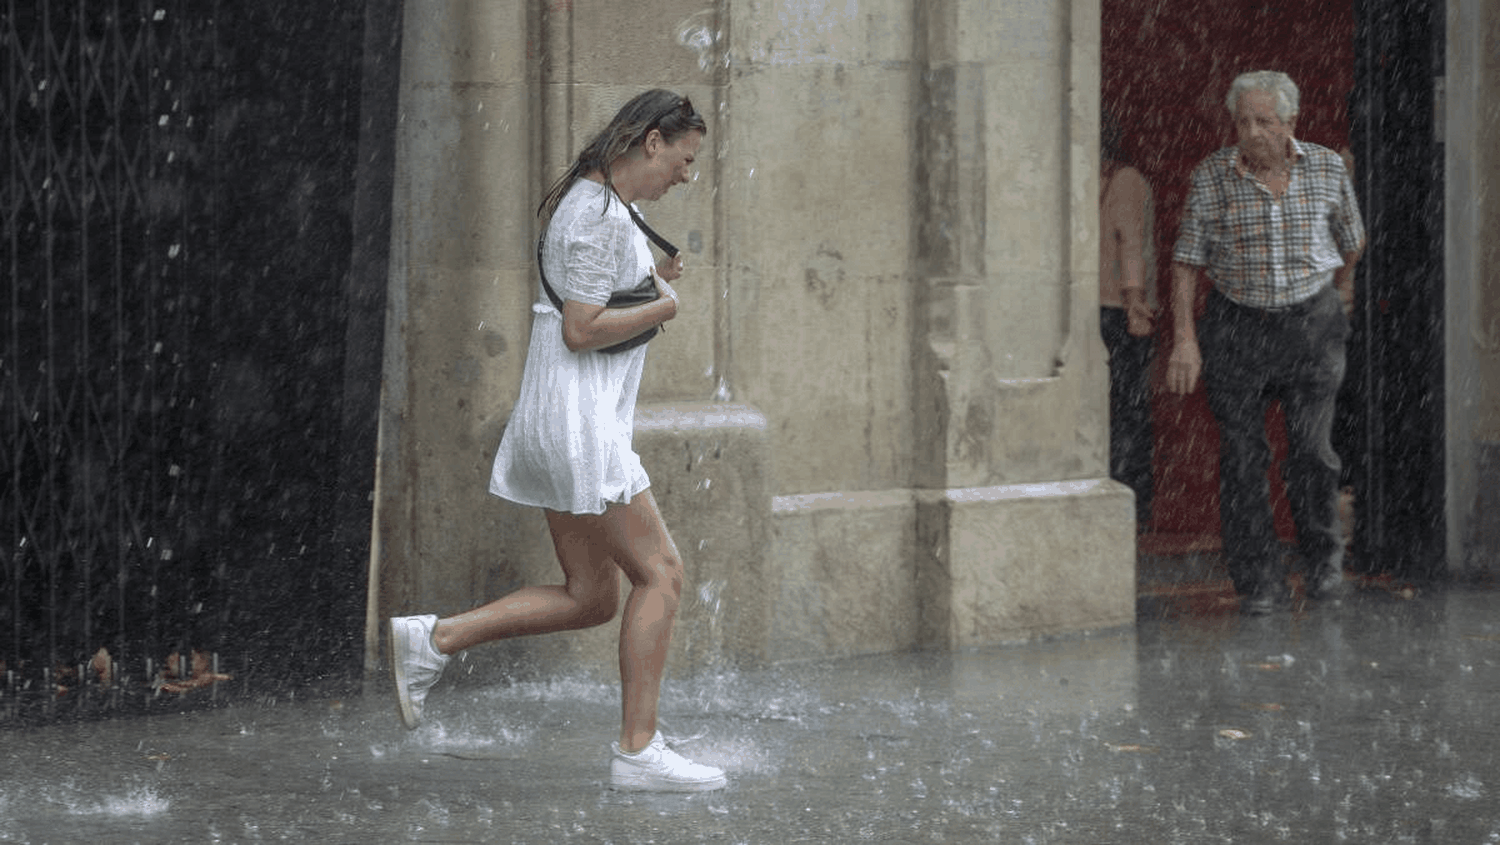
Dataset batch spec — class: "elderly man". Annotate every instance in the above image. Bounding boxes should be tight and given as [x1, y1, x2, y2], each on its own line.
[1166, 71, 1366, 615]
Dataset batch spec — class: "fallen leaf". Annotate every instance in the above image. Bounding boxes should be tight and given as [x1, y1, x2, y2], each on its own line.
[1105, 743, 1158, 753]
[154, 649, 232, 694]
[90, 647, 113, 686]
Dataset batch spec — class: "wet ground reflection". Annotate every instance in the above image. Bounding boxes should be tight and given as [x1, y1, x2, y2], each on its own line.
[2, 585, 1497, 842]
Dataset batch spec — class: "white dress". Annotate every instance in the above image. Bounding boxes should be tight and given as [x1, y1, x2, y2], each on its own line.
[489, 180, 654, 515]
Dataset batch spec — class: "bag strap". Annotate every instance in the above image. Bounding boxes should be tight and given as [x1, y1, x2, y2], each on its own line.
[536, 234, 566, 313]
[624, 204, 679, 258]
[536, 199, 679, 312]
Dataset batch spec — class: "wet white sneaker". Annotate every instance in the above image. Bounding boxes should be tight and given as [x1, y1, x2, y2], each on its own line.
[388, 614, 449, 729]
[610, 732, 727, 792]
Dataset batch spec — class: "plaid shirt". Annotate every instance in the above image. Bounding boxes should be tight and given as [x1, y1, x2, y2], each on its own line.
[1173, 139, 1365, 309]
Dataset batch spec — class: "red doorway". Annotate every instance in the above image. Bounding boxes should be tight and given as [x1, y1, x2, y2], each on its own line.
[1102, 0, 1357, 557]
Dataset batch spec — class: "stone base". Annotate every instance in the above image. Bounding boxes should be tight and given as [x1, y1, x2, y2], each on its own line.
[768, 490, 920, 662]
[633, 402, 772, 677]
[766, 478, 1136, 663]
[917, 479, 1137, 647]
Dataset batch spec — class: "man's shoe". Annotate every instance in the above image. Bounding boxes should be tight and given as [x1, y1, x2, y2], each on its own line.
[610, 732, 727, 792]
[1241, 582, 1285, 616]
[1306, 567, 1351, 600]
[389, 614, 449, 729]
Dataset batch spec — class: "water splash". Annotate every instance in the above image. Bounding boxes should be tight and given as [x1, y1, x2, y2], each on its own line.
[64, 785, 170, 817]
[1447, 774, 1486, 800]
[675, 10, 727, 74]
[698, 578, 726, 618]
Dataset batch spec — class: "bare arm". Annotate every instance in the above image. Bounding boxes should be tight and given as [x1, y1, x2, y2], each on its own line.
[1113, 172, 1148, 296]
[1164, 261, 1204, 395]
[1107, 168, 1155, 337]
[1119, 179, 1156, 337]
[561, 271, 678, 352]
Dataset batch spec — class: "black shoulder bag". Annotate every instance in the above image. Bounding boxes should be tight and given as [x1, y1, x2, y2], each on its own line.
[537, 204, 680, 355]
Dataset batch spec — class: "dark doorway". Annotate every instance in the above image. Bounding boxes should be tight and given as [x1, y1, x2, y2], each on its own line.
[1102, 0, 1446, 601]
[1347, 0, 1445, 580]
[2, 0, 401, 722]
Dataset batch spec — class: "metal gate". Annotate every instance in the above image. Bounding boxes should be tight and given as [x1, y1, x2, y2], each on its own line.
[2, 0, 393, 723]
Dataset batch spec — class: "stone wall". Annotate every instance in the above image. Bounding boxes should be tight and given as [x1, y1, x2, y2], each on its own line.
[1446, 0, 1500, 577]
[373, 0, 1135, 682]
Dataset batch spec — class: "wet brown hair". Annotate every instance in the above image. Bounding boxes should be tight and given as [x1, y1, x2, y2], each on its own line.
[537, 89, 708, 222]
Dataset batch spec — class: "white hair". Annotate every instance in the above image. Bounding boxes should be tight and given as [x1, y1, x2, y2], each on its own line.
[1226, 71, 1300, 122]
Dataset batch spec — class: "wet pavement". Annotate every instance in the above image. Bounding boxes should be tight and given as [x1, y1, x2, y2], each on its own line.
[3, 579, 1499, 844]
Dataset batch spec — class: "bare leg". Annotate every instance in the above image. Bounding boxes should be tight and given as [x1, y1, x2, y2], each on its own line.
[425, 490, 683, 754]
[593, 490, 684, 753]
[429, 512, 621, 656]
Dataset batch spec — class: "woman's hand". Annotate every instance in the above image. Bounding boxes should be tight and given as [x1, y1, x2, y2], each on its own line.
[656, 253, 684, 283]
[653, 268, 680, 311]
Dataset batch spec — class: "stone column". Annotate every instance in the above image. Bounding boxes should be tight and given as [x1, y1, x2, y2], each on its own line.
[912, 0, 1136, 646]
[1445, 0, 1500, 577]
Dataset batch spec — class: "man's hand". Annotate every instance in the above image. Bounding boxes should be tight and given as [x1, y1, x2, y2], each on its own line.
[1166, 262, 1205, 395]
[1124, 289, 1155, 337]
[1165, 338, 1202, 395]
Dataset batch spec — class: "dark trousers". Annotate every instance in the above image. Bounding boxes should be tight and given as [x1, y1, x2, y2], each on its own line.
[1199, 285, 1348, 597]
[1100, 307, 1154, 527]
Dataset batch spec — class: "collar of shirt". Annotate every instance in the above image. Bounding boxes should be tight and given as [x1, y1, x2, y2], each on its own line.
[1232, 137, 1306, 182]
